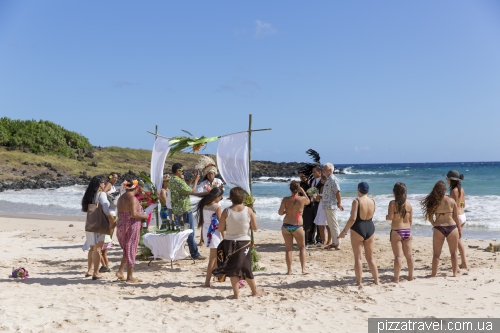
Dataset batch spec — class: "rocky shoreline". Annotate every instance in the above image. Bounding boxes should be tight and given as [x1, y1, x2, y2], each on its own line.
[0, 161, 347, 192]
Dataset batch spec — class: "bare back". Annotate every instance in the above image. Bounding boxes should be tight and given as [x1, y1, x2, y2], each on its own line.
[432, 197, 458, 227]
[387, 200, 412, 230]
[279, 195, 308, 225]
[355, 196, 376, 220]
[117, 191, 140, 215]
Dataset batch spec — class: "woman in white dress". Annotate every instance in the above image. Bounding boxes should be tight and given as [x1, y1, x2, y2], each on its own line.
[196, 187, 224, 287]
[314, 175, 332, 248]
[82, 177, 115, 280]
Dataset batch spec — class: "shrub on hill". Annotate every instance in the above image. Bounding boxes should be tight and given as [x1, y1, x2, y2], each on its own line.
[0, 117, 92, 156]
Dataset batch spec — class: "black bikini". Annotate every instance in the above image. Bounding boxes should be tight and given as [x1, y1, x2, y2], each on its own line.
[433, 211, 457, 238]
[350, 199, 375, 240]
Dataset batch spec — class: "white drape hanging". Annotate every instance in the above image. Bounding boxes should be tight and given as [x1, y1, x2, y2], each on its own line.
[150, 137, 170, 193]
[216, 132, 251, 194]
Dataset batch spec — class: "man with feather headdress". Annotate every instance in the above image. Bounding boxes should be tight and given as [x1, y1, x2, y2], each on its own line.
[298, 149, 324, 246]
[195, 155, 224, 195]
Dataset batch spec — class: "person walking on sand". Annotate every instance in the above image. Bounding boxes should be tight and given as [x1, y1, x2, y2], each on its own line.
[320, 163, 344, 250]
[446, 170, 468, 269]
[386, 182, 414, 283]
[278, 181, 311, 275]
[421, 180, 462, 277]
[81, 177, 116, 280]
[212, 187, 264, 299]
[169, 163, 205, 260]
[339, 182, 379, 286]
[196, 187, 224, 287]
[115, 180, 149, 283]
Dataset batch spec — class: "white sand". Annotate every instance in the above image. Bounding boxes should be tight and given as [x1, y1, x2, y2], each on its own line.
[1, 216, 499, 332]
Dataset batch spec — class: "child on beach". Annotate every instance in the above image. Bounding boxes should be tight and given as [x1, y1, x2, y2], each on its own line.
[386, 182, 414, 283]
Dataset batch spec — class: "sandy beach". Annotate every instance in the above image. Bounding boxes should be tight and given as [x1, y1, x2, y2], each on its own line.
[1, 215, 499, 333]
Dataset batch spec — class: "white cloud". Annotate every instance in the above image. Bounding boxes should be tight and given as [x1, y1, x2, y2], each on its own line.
[354, 146, 370, 152]
[254, 20, 277, 38]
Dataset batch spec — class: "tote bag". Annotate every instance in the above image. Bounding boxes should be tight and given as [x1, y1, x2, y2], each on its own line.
[85, 197, 111, 235]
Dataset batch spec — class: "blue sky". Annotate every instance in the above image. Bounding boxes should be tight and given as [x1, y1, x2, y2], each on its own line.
[1, 1, 499, 164]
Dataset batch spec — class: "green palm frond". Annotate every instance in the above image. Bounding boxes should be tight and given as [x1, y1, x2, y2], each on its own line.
[168, 132, 218, 157]
[181, 129, 194, 137]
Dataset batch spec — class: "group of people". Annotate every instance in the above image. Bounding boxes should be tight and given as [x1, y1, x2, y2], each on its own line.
[81, 156, 263, 298]
[81, 155, 468, 293]
[280, 165, 467, 285]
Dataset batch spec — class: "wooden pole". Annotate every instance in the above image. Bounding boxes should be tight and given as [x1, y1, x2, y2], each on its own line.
[248, 114, 253, 194]
[154, 125, 160, 230]
[248, 114, 254, 247]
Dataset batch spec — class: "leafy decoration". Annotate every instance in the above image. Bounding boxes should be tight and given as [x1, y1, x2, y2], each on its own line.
[168, 130, 218, 157]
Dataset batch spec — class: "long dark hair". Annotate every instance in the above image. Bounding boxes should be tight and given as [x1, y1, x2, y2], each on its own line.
[81, 176, 103, 212]
[420, 180, 446, 221]
[196, 187, 224, 229]
[393, 182, 407, 216]
[449, 179, 463, 196]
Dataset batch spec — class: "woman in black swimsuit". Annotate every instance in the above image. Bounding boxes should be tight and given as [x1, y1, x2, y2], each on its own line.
[339, 182, 379, 286]
[420, 180, 462, 277]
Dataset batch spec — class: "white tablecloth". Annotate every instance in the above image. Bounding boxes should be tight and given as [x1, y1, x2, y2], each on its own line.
[142, 230, 193, 261]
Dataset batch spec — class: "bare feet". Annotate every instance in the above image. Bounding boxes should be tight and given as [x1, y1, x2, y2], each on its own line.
[302, 270, 310, 275]
[252, 289, 264, 297]
[286, 271, 292, 275]
[203, 283, 211, 288]
[459, 264, 468, 269]
[392, 279, 399, 283]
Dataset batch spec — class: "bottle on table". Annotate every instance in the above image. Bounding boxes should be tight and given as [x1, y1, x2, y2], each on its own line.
[179, 216, 185, 231]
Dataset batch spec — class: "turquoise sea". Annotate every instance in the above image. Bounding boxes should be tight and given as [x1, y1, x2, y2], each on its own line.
[0, 161, 499, 240]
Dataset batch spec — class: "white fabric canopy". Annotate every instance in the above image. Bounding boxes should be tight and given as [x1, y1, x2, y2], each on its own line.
[142, 230, 193, 261]
[150, 137, 170, 194]
[216, 132, 251, 194]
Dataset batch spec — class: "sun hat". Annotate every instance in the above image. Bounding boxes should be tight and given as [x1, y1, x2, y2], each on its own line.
[358, 182, 369, 194]
[446, 170, 464, 181]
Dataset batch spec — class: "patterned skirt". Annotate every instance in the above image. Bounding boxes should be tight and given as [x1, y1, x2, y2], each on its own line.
[117, 212, 141, 267]
[212, 240, 254, 281]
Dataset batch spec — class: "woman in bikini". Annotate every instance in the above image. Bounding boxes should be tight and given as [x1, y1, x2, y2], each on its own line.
[278, 181, 310, 275]
[339, 182, 379, 286]
[421, 180, 462, 277]
[446, 170, 467, 269]
[196, 187, 224, 287]
[386, 182, 414, 283]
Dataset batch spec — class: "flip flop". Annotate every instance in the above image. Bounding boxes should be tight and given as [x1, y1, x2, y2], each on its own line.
[92, 275, 104, 280]
[127, 279, 142, 283]
[85, 274, 92, 277]
[116, 276, 126, 281]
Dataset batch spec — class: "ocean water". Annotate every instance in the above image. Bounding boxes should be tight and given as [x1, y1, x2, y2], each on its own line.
[0, 162, 499, 240]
